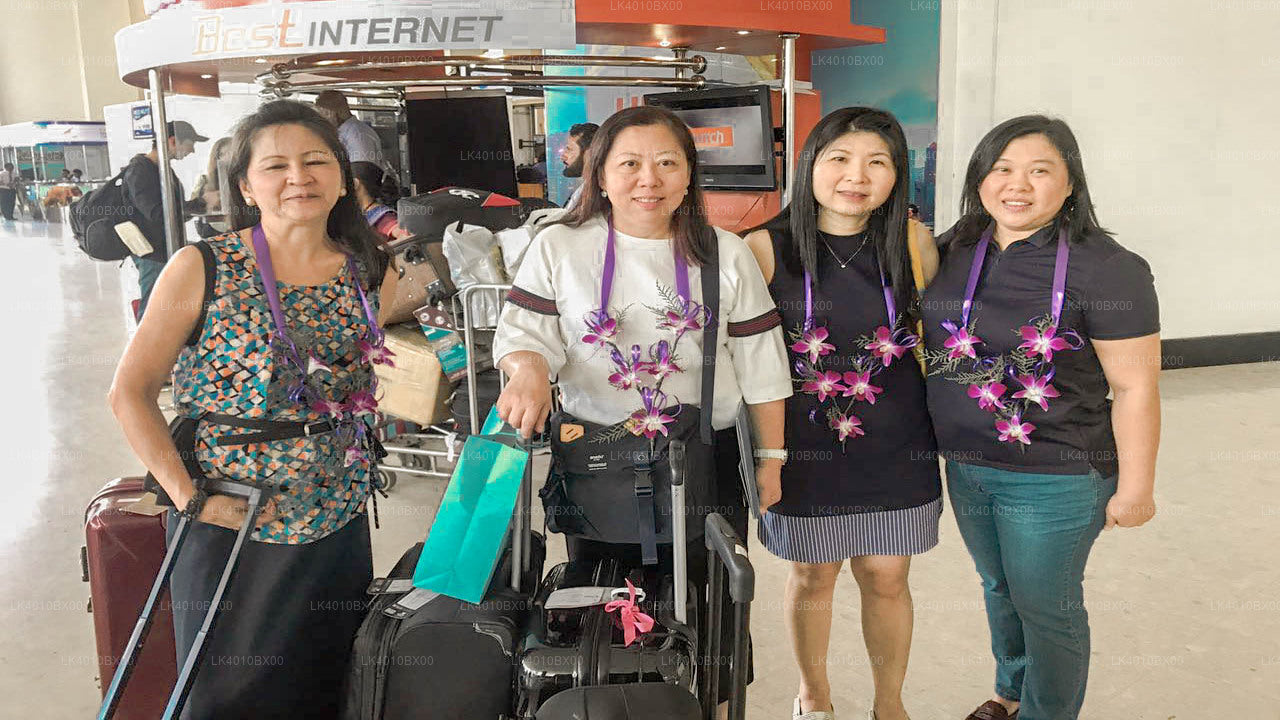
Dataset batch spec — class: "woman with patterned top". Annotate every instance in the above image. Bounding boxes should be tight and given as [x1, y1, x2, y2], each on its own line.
[107, 100, 397, 719]
[742, 108, 941, 720]
[493, 105, 792, 715]
[922, 116, 1160, 720]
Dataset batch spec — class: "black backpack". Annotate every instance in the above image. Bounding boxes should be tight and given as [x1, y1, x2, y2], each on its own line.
[69, 171, 141, 261]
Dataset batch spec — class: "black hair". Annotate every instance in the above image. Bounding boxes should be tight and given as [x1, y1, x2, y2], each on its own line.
[752, 106, 917, 325]
[952, 114, 1108, 246]
[350, 161, 400, 208]
[554, 106, 715, 266]
[225, 99, 388, 288]
[568, 122, 599, 148]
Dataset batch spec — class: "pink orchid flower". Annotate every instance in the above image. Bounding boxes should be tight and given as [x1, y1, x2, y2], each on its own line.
[943, 323, 983, 360]
[1018, 325, 1071, 362]
[865, 326, 909, 367]
[607, 346, 643, 391]
[801, 370, 846, 403]
[583, 310, 619, 347]
[841, 371, 883, 404]
[791, 326, 836, 364]
[996, 414, 1035, 445]
[829, 412, 865, 442]
[966, 381, 1008, 412]
[1011, 374, 1061, 412]
[628, 388, 677, 439]
[310, 398, 348, 418]
[357, 339, 396, 368]
[344, 446, 369, 467]
[659, 300, 706, 335]
[638, 340, 681, 380]
[345, 390, 379, 418]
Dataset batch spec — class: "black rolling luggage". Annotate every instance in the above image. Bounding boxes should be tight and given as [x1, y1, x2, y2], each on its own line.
[343, 439, 545, 720]
[531, 512, 755, 720]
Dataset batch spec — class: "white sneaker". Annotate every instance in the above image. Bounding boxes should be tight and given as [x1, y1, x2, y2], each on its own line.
[793, 697, 836, 720]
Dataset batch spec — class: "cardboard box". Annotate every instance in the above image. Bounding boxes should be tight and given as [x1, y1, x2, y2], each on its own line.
[374, 324, 454, 426]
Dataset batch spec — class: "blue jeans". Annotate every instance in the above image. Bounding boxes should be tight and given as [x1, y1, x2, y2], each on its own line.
[946, 460, 1116, 720]
[133, 255, 165, 322]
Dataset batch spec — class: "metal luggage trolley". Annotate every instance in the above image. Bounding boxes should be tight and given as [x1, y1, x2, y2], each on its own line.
[453, 282, 515, 435]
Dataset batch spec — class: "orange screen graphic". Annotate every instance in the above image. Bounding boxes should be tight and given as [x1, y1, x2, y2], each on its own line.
[690, 126, 734, 149]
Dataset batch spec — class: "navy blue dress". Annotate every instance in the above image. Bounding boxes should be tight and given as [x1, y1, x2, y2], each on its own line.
[759, 224, 941, 563]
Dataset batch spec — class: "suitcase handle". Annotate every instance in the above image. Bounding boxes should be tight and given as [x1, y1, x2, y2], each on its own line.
[98, 480, 268, 720]
[700, 512, 754, 720]
[670, 440, 689, 626]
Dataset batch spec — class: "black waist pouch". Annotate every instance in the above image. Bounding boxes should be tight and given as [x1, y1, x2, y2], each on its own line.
[542, 407, 715, 552]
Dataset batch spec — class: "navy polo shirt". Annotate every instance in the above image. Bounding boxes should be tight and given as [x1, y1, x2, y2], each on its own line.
[922, 223, 1159, 477]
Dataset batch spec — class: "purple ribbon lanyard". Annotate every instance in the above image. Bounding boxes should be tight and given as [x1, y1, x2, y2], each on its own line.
[961, 226, 1070, 329]
[251, 224, 382, 345]
[801, 262, 897, 328]
[600, 220, 690, 310]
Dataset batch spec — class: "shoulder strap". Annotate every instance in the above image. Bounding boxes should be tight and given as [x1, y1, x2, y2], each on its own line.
[699, 228, 720, 446]
[184, 240, 217, 347]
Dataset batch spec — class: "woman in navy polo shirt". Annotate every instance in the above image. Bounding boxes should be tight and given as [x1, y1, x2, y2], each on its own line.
[922, 116, 1161, 720]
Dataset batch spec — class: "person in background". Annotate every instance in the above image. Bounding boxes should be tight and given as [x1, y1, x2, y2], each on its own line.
[351, 160, 408, 246]
[906, 203, 920, 221]
[922, 115, 1161, 720]
[188, 137, 233, 239]
[0, 163, 18, 221]
[58, 168, 72, 182]
[124, 120, 206, 321]
[314, 90, 385, 165]
[71, 168, 84, 183]
[561, 122, 599, 208]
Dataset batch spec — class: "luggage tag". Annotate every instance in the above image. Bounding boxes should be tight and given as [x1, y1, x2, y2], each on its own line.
[367, 576, 415, 596]
[546, 585, 646, 610]
[384, 587, 441, 619]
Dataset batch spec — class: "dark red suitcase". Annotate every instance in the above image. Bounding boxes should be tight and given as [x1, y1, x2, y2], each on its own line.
[83, 477, 177, 720]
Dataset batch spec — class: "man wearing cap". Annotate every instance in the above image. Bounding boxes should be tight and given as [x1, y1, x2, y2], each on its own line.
[123, 119, 206, 321]
[314, 90, 385, 165]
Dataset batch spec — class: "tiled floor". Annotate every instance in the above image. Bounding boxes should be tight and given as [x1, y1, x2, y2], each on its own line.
[4, 220, 1277, 718]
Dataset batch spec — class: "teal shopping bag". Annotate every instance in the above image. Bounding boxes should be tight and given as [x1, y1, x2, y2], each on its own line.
[413, 432, 527, 603]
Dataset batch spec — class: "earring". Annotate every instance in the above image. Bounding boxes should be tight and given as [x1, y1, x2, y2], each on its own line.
[601, 190, 608, 198]
[339, 188, 347, 197]
[245, 197, 255, 207]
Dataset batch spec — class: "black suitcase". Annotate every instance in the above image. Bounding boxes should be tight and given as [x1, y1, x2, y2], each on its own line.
[344, 440, 545, 720]
[533, 512, 755, 720]
[518, 440, 718, 719]
[515, 559, 697, 717]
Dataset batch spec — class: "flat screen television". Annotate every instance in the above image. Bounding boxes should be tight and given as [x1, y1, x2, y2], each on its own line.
[644, 85, 776, 191]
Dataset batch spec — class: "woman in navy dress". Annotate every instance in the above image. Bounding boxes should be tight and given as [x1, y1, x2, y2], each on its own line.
[744, 107, 941, 720]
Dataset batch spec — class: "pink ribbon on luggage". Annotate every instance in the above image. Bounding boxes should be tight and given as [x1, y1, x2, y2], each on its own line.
[604, 579, 654, 647]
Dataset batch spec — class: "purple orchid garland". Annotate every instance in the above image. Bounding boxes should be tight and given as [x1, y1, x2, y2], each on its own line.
[584, 292, 710, 440]
[922, 227, 1084, 447]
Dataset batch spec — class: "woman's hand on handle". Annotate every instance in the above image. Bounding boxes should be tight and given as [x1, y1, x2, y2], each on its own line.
[496, 351, 554, 439]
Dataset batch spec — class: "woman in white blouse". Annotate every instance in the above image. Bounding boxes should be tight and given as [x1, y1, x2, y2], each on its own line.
[493, 105, 791, 711]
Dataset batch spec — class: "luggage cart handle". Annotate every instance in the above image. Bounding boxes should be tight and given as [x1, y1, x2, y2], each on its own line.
[201, 478, 262, 501]
[704, 513, 755, 604]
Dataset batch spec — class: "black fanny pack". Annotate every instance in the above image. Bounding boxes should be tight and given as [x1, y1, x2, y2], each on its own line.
[542, 231, 720, 565]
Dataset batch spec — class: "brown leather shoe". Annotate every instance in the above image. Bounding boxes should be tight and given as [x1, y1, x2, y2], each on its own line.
[964, 700, 1018, 720]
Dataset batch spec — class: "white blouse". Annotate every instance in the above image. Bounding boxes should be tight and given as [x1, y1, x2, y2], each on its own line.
[493, 215, 792, 430]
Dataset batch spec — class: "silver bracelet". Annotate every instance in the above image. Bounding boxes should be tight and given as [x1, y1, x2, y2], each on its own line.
[753, 448, 788, 464]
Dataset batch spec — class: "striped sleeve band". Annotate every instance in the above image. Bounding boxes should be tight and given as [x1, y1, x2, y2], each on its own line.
[727, 307, 782, 337]
[505, 285, 559, 316]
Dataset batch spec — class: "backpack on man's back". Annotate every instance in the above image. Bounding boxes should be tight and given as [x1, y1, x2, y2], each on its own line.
[69, 172, 149, 261]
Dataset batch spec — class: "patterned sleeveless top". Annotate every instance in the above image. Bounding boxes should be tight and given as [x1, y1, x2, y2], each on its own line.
[173, 231, 379, 545]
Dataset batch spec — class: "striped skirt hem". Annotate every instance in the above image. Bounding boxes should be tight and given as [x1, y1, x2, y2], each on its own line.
[758, 497, 943, 563]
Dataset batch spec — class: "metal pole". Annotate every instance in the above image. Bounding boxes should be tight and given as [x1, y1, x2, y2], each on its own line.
[780, 34, 799, 206]
[149, 68, 183, 256]
[673, 48, 689, 81]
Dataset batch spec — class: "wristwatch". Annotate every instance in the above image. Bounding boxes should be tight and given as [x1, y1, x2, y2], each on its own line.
[753, 448, 788, 464]
[178, 488, 209, 520]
